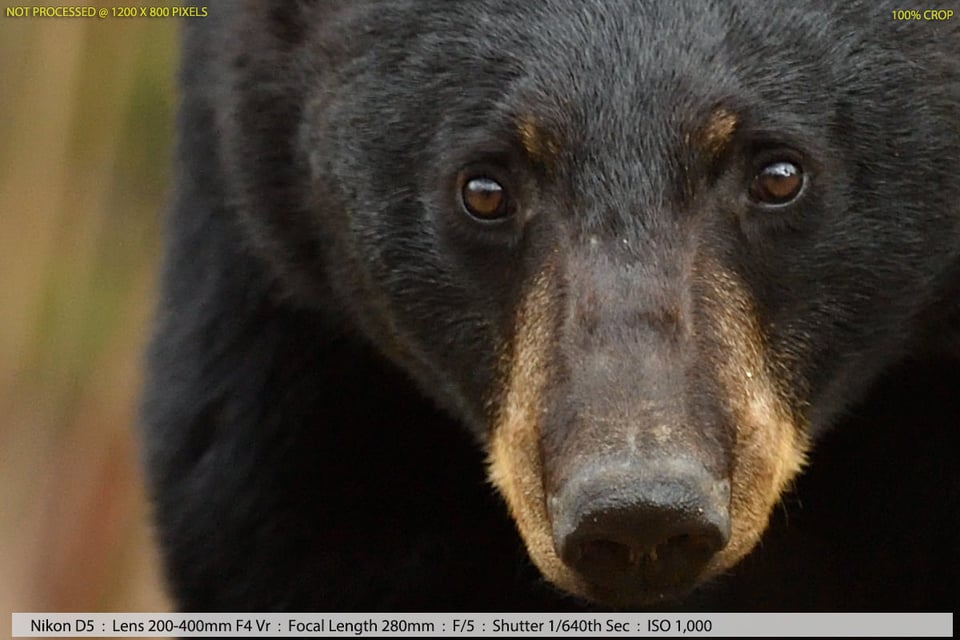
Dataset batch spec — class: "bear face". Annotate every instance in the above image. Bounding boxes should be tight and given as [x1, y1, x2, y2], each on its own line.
[163, 0, 960, 608]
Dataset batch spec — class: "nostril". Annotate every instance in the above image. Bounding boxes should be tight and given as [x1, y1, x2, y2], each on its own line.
[667, 531, 722, 556]
[563, 512, 725, 580]
[576, 539, 633, 573]
[655, 526, 726, 573]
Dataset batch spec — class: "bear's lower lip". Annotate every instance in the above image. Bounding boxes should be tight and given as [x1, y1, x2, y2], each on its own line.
[578, 569, 701, 608]
[585, 581, 696, 609]
[567, 545, 711, 604]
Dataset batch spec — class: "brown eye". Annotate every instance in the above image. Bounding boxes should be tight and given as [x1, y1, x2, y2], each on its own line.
[750, 160, 804, 205]
[460, 176, 510, 220]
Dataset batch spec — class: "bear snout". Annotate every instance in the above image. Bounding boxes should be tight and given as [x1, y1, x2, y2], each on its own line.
[548, 456, 731, 598]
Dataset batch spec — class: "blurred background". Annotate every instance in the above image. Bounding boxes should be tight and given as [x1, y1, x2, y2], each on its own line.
[1, 2, 177, 623]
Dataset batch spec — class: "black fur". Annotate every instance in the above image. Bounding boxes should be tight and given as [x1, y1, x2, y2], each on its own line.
[141, 0, 960, 611]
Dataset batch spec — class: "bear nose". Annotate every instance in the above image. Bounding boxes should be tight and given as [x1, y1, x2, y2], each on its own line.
[549, 457, 731, 594]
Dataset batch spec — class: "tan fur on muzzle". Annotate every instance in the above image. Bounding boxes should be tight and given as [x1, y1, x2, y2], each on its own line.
[486, 261, 811, 605]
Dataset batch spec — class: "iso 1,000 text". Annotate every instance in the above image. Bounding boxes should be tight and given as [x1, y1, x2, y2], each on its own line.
[648, 618, 714, 634]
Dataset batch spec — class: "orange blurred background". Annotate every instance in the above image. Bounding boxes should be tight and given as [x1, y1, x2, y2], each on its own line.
[1, 3, 177, 627]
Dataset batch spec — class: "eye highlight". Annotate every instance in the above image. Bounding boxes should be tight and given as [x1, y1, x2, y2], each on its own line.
[459, 175, 511, 221]
[749, 160, 804, 205]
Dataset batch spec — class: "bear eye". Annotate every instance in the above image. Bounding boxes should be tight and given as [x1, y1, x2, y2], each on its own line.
[459, 175, 511, 221]
[749, 160, 804, 205]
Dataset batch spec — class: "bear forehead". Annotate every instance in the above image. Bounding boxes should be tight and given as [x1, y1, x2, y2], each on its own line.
[429, 3, 837, 98]
[413, 2, 840, 165]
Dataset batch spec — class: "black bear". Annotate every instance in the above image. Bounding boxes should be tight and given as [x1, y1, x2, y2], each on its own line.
[141, 0, 960, 611]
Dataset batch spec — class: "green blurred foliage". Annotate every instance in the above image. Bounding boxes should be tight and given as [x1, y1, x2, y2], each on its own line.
[0, 5, 180, 618]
